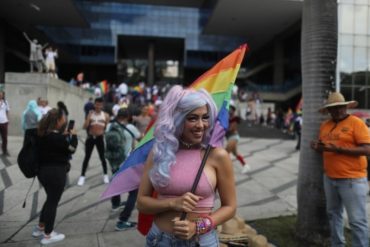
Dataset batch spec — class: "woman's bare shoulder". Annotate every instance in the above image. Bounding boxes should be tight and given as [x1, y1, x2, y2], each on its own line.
[207, 147, 232, 172]
[209, 147, 230, 161]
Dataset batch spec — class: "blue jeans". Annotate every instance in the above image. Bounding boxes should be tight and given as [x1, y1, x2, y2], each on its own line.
[323, 175, 369, 247]
[146, 223, 219, 247]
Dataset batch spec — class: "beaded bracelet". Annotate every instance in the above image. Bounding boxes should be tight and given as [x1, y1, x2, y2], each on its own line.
[195, 216, 214, 235]
[204, 216, 214, 229]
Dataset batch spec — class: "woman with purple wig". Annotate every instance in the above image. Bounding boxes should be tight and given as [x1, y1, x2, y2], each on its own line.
[137, 85, 236, 246]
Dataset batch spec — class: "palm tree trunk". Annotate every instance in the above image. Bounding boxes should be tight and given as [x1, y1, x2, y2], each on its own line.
[296, 0, 337, 245]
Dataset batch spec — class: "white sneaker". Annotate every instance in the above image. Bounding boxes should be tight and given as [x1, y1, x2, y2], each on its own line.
[32, 225, 44, 238]
[77, 176, 85, 186]
[241, 164, 251, 174]
[103, 175, 110, 184]
[40, 231, 65, 245]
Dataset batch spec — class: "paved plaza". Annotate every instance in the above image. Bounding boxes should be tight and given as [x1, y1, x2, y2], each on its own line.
[0, 131, 365, 246]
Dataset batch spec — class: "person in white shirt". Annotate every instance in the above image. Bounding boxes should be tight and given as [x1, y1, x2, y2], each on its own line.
[77, 98, 110, 186]
[111, 97, 129, 119]
[38, 99, 52, 116]
[117, 82, 128, 98]
[0, 91, 10, 156]
[45, 47, 58, 78]
[94, 86, 102, 97]
[23, 32, 48, 72]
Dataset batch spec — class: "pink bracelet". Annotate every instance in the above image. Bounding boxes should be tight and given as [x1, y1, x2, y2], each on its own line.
[204, 216, 214, 229]
[195, 216, 214, 235]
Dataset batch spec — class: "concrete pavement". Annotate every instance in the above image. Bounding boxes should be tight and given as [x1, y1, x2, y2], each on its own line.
[0, 132, 325, 246]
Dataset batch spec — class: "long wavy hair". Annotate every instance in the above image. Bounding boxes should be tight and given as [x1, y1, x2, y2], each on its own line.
[150, 85, 217, 187]
[37, 108, 65, 137]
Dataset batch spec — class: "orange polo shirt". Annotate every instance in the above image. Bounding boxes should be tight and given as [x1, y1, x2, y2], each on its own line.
[319, 115, 370, 178]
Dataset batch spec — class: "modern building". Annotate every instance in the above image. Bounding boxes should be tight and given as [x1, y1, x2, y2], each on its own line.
[337, 0, 370, 108]
[1, 0, 368, 108]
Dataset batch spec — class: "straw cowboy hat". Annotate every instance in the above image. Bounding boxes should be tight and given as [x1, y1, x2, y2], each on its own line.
[319, 92, 358, 113]
[218, 216, 254, 244]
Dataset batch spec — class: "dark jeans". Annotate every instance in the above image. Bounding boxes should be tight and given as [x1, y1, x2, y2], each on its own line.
[115, 189, 138, 222]
[81, 135, 107, 176]
[38, 166, 67, 234]
[110, 164, 121, 207]
[295, 131, 301, 150]
[0, 122, 8, 153]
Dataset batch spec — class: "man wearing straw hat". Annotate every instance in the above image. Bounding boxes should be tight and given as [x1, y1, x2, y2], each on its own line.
[311, 92, 370, 247]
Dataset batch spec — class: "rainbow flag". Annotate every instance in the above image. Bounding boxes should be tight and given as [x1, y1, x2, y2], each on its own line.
[98, 80, 109, 94]
[101, 44, 248, 200]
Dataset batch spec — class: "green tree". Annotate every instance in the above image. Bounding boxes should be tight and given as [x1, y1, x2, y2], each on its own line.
[296, 0, 337, 245]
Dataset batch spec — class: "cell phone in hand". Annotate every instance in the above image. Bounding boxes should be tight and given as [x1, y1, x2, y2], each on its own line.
[67, 120, 75, 131]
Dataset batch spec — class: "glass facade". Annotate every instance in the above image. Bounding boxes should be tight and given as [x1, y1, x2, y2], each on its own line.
[39, 1, 244, 69]
[338, 0, 370, 108]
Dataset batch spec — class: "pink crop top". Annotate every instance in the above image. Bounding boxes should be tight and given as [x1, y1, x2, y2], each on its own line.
[153, 149, 216, 208]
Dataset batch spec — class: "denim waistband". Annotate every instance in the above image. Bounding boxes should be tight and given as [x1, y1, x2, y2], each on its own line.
[148, 222, 217, 245]
[150, 223, 194, 241]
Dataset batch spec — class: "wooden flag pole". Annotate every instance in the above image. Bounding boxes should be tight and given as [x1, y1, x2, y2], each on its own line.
[180, 144, 213, 221]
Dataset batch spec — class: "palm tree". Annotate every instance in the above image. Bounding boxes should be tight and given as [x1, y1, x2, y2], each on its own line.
[296, 0, 337, 245]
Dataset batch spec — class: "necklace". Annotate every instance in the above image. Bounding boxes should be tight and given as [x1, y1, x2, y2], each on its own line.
[179, 139, 195, 149]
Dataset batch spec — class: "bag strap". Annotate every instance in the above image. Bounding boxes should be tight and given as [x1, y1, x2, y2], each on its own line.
[114, 121, 136, 150]
[113, 120, 135, 139]
[180, 145, 213, 221]
[22, 176, 36, 208]
[119, 123, 135, 139]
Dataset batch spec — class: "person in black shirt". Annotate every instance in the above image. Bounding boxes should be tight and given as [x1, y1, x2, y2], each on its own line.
[31, 108, 78, 245]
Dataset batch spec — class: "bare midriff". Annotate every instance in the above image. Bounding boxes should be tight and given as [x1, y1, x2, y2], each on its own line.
[154, 207, 213, 233]
[88, 125, 105, 136]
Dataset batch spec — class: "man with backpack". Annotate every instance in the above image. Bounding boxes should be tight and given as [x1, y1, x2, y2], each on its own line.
[105, 108, 141, 231]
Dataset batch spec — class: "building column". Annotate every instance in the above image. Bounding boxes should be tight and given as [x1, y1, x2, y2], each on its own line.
[0, 21, 5, 83]
[147, 41, 155, 85]
[273, 40, 284, 85]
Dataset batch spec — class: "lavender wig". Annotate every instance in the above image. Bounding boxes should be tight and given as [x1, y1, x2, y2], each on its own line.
[150, 85, 217, 187]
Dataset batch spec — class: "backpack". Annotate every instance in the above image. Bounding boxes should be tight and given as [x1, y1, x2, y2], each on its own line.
[105, 122, 127, 163]
[17, 137, 39, 178]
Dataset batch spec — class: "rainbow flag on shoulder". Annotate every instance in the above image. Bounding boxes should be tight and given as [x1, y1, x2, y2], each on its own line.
[101, 44, 248, 200]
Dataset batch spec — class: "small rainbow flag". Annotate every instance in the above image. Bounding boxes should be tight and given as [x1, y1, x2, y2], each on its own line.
[101, 44, 248, 201]
[98, 80, 109, 94]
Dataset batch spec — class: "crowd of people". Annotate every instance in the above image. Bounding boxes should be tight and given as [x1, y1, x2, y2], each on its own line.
[231, 86, 303, 141]
[16, 81, 245, 245]
[13, 82, 370, 246]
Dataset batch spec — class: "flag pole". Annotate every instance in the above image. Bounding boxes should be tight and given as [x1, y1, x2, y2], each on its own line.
[180, 144, 213, 221]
